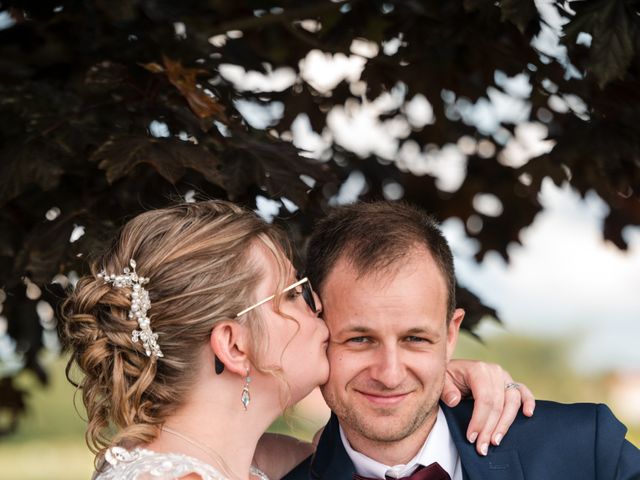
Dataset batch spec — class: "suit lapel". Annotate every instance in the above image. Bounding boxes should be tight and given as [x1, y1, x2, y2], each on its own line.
[442, 402, 525, 480]
[310, 413, 357, 480]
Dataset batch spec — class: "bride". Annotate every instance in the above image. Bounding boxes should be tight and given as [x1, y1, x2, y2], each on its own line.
[61, 200, 532, 480]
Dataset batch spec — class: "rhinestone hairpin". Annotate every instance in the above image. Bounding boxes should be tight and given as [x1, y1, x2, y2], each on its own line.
[97, 259, 163, 358]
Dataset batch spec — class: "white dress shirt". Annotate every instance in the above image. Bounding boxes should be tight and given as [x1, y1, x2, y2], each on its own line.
[339, 407, 463, 480]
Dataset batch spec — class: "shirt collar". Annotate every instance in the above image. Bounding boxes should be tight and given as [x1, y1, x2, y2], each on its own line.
[339, 407, 459, 479]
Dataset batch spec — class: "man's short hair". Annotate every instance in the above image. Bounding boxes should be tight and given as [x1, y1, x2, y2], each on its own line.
[307, 201, 456, 322]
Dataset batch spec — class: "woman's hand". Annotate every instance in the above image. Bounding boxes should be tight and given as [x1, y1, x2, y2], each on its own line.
[442, 359, 535, 456]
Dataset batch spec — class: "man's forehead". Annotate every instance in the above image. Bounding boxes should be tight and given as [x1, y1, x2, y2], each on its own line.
[321, 247, 443, 293]
[319, 247, 449, 329]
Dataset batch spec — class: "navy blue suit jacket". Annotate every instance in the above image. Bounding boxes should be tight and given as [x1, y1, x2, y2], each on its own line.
[283, 400, 640, 480]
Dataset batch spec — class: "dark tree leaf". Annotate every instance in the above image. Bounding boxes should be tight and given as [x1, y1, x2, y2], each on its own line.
[84, 61, 128, 91]
[499, 0, 538, 34]
[603, 196, 640, 249]
[565, 0, 636, 88]
[590, 1, 636, 88]
[0, 142, 66, 206]
[161, 56, 227, 121]
[90, 134, 225, 187]
[457, 286, 498, 332]
[14, 215, 76, 284]
[463, 0, 492, 12]
[222, 131, 332, 207]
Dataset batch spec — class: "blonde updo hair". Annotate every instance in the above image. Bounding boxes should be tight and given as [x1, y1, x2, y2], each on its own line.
[61, 200, 291, 459]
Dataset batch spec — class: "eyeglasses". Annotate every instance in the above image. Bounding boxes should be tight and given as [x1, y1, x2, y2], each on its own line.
[235, 276, 318, 318]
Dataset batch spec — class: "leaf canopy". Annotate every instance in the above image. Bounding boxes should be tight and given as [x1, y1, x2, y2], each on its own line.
[0, 0, 639, 433]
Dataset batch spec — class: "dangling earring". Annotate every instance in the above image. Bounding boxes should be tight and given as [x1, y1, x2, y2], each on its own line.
[241, 368, 251, 410]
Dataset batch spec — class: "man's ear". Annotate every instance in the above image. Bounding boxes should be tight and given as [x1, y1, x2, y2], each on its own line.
[210, 322, 251, 376]
[445, 308, 465, 363]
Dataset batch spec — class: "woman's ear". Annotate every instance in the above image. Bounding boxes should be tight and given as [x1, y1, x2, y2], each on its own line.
[210, 322, 251, 376]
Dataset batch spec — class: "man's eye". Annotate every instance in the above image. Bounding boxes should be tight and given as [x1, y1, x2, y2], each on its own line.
[405, 336, 428, 343]
[347, 336, 370, 344]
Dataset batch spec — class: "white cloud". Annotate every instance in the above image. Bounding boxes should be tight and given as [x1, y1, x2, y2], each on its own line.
[473, 193, 503, 217]
[403, 94, 435, 128]
[498, 122, 555, 168]
[0, 11, 15, 31]
[495, 71, 532, 98]
[219, 64, 296, 92]
[254, 195, 281, 223]
[70, 225, 86, 243]
[350, 38, 379, 59]
[329, 171, 367, 206]
[299, 50, 366, 93]
[234, 100, 284, 129]
[397, 142, 467, 192]
[291, 114, 331, 159]
[327, 101, 399, 159]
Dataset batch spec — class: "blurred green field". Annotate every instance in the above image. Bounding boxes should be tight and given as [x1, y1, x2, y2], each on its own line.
[454, 332, 640, 446]
[1, 356, 94, 480]
[1, 332, 637, 480]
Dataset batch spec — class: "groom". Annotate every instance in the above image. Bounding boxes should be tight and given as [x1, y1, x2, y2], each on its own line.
[284, 201, 640, 480]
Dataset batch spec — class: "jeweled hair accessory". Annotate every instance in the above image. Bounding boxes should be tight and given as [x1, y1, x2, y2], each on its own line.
[97, 259, 163, 358]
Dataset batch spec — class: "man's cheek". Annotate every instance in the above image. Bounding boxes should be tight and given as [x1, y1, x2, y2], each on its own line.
[326, 342, 348, 363]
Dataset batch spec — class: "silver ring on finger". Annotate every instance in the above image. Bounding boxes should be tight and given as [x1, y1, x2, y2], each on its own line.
[505, 382, 521, 391]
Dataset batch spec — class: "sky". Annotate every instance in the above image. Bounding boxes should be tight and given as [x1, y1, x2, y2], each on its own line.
[444, 180, 640, 374]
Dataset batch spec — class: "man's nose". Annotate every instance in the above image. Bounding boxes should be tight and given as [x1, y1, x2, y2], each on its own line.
[369, 344, 406, 389]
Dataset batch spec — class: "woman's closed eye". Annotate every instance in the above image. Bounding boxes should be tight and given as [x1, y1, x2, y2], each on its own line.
[286, 286, 303, 301]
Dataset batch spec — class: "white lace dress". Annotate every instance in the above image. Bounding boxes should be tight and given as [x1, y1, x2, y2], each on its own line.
[93, 446, 270, 480]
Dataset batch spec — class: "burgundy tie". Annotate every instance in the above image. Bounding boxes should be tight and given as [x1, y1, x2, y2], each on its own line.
[353, 462, 451, 480]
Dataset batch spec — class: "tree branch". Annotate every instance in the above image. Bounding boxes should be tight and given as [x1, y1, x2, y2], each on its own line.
[202, 1, 351, 36]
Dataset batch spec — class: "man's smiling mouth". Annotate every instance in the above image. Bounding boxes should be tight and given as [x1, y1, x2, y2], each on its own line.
[355, 390, 412, 407]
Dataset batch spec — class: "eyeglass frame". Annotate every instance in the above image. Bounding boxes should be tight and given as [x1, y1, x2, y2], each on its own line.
[235, 276, 317, 318]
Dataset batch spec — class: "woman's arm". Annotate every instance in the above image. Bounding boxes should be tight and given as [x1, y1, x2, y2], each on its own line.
[253, 432, 314, 480]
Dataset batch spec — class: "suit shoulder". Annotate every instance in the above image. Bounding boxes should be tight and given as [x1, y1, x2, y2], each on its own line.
[525, 400, 625, 431]
[443, 399, 625, 441]
[442, 400, 638, 478]
[450, 398, 615, 420]
[282, 455, 312, 480]
[529, 399, 600, 418]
